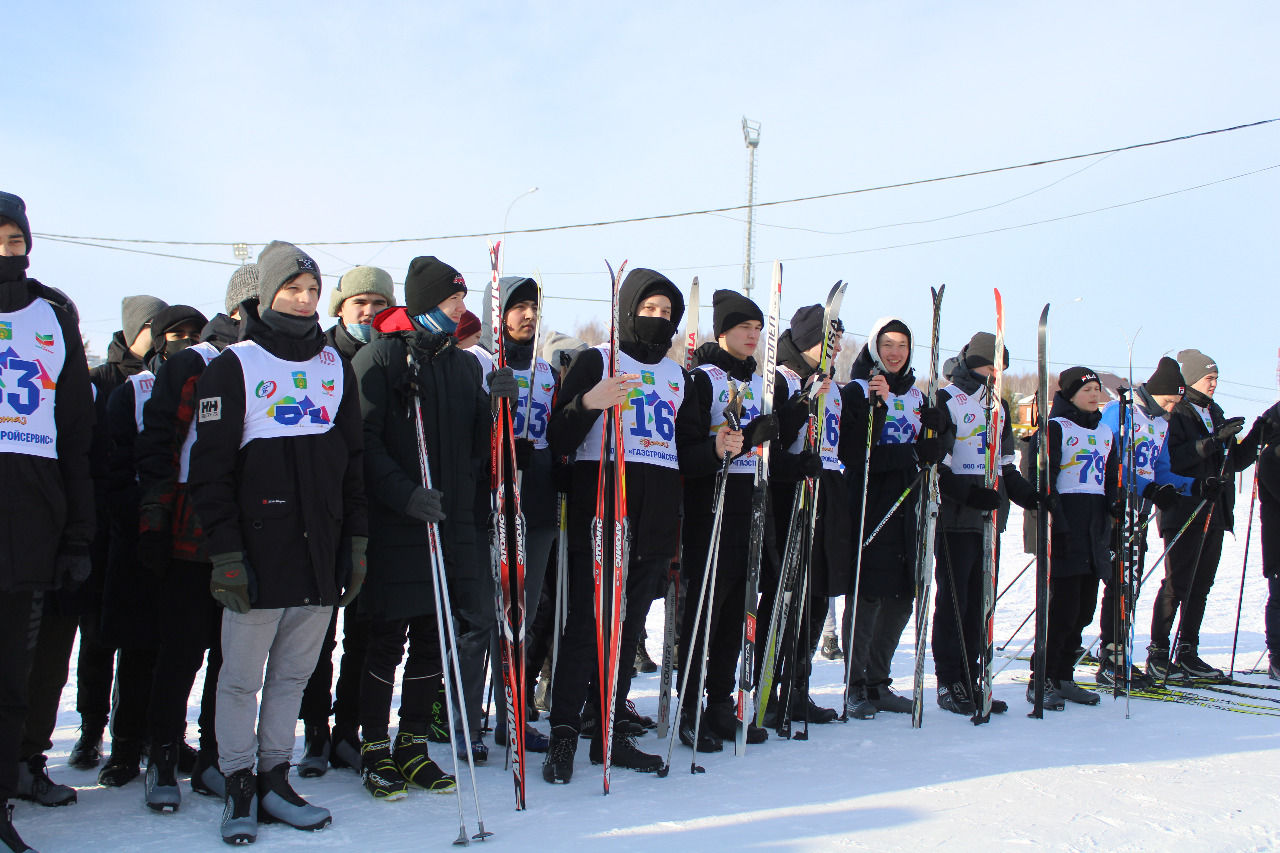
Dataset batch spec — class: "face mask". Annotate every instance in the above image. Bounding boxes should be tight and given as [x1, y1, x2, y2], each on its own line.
[415, 308, 458, 335]
[162, 338, 197, 359]
[632, 316, 676, 347]
[346, 322, 372, 344]
[0, 255, 29, 283]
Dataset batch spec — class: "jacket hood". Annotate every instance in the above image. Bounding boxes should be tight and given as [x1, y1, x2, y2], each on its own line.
[850, 316, 915, 392]
[618, 268, 684, 343]
[200, 313, 242, 350]
[482, 275, 539, 366]
[1135, 385, 1171, 422]
[777, 329, 815, 379]
[944, 351, 987, 396]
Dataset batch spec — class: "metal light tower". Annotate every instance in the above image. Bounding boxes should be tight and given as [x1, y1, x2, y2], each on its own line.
[741, 117, 761, 298]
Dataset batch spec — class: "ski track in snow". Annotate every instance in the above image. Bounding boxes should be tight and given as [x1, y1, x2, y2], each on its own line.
[14, 499, 1280, 852]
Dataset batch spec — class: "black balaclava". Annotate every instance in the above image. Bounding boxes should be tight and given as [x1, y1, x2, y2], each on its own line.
[148, 304, 210, 364]
[617, 268, 685, 364]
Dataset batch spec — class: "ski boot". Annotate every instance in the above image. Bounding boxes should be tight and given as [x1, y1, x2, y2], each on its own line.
[634, 642, 658, 674]
[360, 738, 409, 802]
[1, 801, 34, 853]
[394, 731, 455, 792]
[257, 763, 330, 831]
[937, 681, 976, 715]
[703, 698, 767, 744]
[790, 693, 838, 724]
[844, 685, 878, 720]
[1174, 644, 1225, 680]
[68, 716, 106, 771]
[591, 732, 662, 772]
[297, 723, 330, 778]
[328, 728, 361, 771]
[16, 755, 77, 807]
[98, 737, 143, 788]
[867, 685, 913, 714]
[190, 747, 225, 798]
[542, 725, 577, 784]
[144, 742, 181, 813]
[678, 714, 724, 753]
[1025, 679, 1065, 711]
[1054, 679, 1100, 706]
[1145, 644, 1187, 683]
[220, 768, 258, 845]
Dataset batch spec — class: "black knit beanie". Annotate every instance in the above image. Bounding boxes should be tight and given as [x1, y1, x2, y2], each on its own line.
[1059, 366, 1101, 401]
[789, 305, 826, 351]
[0, 191, 32, 253]
[712, 289, 764, 337]
[405, 256, 466, 316]
[1144, 357, 1185, 397]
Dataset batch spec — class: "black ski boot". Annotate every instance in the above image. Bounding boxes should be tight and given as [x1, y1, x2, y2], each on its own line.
[178, 741, 198, 775]
[144, 742, 181, 813]
[790, 693, 838, 724]
[190, 747, 225, 798]
[936, 682, 976, 715]
[1174, 644, 1225, 680]
[328, 728, 361, 771]
[297, 724, 330, 779]
[678, 710, 723, 753]
[867, 685, 913, 714]
[1146, 644, 1187, 682]
[0, 801, 35, 853]
[970, 683, 1008, 714]
[591, 732, 663, 773]
[98, 737, 143, 788]
[360, 738, 408, 802]
[1054, 679, 1100, 706]
[542, 725, 577, 784]
[68, 716, 106, 771]
[394, 731, 456, 792]
[703, 698, 766, 744]
[844, 685, 877, 720]
[16, 755, 76, 807]
[1025, 679, 1065, 711]
[220, 768, 258, 845]
[257, 763, 330, 831]
[1270, 655, 1280, 682]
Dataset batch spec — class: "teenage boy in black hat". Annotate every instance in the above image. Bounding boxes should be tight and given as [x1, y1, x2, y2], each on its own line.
[0, 191, 94, 853]
[1147, 349, 1261, 681]
[190, 241, 366, 843]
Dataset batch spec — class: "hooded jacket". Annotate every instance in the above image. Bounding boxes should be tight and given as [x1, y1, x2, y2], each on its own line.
[550, 269, 694, 559]
[0, 277, 94, 590]
[188, 301, 367, 609]
[1045, 392, 1119, 579]
[1160, 387, 1258, 537]
[351, 305, 490, 620]
[839, 317, 923, 597]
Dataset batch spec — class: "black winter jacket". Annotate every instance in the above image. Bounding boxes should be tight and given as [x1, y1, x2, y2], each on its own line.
[1256, 406, 1280, 579]
[1160, 388, 1257, 537]
[352, 306, 490, 621]
[189, 303, 367, 609]
[0, 278, 94, 591]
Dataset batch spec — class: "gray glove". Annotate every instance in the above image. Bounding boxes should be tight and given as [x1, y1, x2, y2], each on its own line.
[487, 367, 519, 413]
[406, 487, 446, 523]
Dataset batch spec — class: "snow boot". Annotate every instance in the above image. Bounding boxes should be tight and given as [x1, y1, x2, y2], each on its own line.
[328, 729, 361, 771]
[1054, 679, 1100, 706]
[68, 716, 105, 771]
[0, 801, 35, 853]
[190, 748, 225, 798]
[702, 698, 766, 744]
[256, 763, 330, 831]
[220, 768, 258, 845]
[820, 634, 843, 661]
[936, 681, 976, 715]
[393, 731, 455, 792]
[542, 725, 577, 784]
[360, 738, 408, 802]
[790, 693, 838, 724]
[16, 755, 75, 808]
[591, 732, 663, 773]
[1025, 679, 1065, 711]
[97, 737, 143, 788]
[634, 642, 658, 674]
[144, 743, 181, 813]
[621, 699, 656, 730]
[866, 685, 913, 714]
[1174, 644, 1225, 680]
[679, 709, 724, 752]
[1145, 644, 1187, 682]
[844, 686, 877, 720]
[297, 724, 330, 778]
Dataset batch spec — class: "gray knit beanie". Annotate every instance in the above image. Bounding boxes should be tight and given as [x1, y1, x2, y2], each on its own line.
[1177, 349, 1219, 387]
[225, 263, 260, 315]
[121, 295, 168, 346]
[256, 241, 321, 310]
[328, 266, 396, 317]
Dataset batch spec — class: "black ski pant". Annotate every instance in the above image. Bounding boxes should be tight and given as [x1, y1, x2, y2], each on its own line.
[931, 530, 987, 686]
[843, 592, 914, 691]
[147, 559, 222, 747]
[324, 612, 370, 739]
[1098, 520, 1150, 649]
[1265, 574, 1280, 657]
[488, 519, 557, 733]
[359, 615, 444, 742]
[74, 607, 115, 724]
[548, 551, 664, 733]
[525, 538, 561, 695]
[677, 514, 749, 717]
[1151, 518, 1224, 650]
[110, 647, 158, 745]
[1036, 573, 1100, 682]
[0, 591, 41, 799]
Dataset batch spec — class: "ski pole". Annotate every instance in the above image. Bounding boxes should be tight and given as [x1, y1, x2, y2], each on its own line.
[861, 469, 926, 548]
[840, 377, 879, 719]
[548, 493, 568, 703]
[996, 555, 1036, 605]
[1229, 469, 1260, 677]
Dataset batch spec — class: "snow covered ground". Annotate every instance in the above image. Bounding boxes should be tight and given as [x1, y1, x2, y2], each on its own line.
[14, 490, 1280, 852]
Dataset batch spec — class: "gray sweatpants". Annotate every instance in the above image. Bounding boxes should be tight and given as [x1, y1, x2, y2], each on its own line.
[217, 606, 332, 775]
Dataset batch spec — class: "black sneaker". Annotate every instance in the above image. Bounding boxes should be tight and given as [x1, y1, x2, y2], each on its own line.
[16, 755, 77, 807]
[542, 725, 578, 784]
[68, 717, 106, 771]
[98, 738, 143, 788]
[360, 738, 408, 802]
[937, 682, 976, 715]
[591, 733, 663, 773]
[1175, 645, 1225, 680]
[844, 686, 877, 720]
[394, 732, 455, 792]
[867, 686, 913, 714]
[621, 700, 657, 730]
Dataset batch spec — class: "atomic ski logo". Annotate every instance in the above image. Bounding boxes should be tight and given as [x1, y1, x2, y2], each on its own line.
[255, 380, 277, 399]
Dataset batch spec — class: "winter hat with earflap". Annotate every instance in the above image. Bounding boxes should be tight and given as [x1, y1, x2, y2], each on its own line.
[1059, 366, 1101, 401]
[224, 264, 260, 316]
[328, 266, 396, 317]
[122, 295, 168, 346]
[1144, 357, 1185, 397]
[1177, 349, 1218, 387]
[712, 289, 764, 337]
[256, 241, 321, 310]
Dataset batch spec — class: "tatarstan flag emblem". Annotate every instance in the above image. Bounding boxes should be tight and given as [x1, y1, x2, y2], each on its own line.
[36, 333, 54, 348]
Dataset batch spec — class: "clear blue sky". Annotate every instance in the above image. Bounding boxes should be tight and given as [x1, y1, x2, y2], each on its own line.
[11, 2, 1279, 416]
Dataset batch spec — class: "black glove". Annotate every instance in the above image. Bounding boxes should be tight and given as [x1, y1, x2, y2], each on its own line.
[514, 438, 534, 471]
[742, 413, 779, 448]
[1108, 500, 1126, 521]
[552, 459, 574, 493]
[137, 504, 172, 577]
[210, 552, 252, 614]
[1011, 489, 1044, 512]
[918, 405, 944, 432]
[405, 487, 446, 523]
[487, 367, 519, 412]
[1046, 493, 1071, 535]
[1142, 482, 1179, 511]
[915, 436, 943, 465]
[56, 545, 92, 591]
[338, 536, 368, 607]
[1194, 476, 1225, 500]
[794, 449, 823, 479]
[1215, 417, 1246, 442]
[965, 486, 1001, 511]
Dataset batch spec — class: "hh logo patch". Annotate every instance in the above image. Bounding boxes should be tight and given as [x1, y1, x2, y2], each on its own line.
[199, 397, 222, 422]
